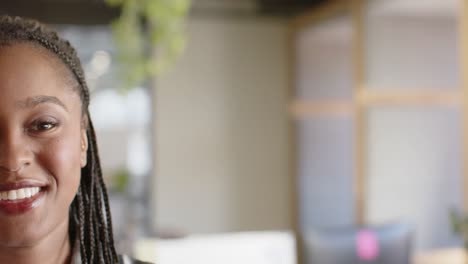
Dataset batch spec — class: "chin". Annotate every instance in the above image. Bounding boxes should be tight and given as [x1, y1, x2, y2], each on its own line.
[0, 217, 63, 248]
[0, 232, 43, 248]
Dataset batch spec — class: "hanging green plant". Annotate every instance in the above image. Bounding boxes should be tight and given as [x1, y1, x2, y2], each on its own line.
[105, 0, 191, 91]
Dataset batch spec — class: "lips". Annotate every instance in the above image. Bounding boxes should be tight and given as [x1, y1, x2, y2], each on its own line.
[0, 181, 46, 215]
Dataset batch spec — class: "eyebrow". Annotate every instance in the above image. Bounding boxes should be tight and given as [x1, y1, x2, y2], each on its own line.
[16, 95, 68, 112]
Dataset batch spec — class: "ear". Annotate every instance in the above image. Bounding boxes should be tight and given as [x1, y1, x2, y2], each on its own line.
[80, 127, 88, 168]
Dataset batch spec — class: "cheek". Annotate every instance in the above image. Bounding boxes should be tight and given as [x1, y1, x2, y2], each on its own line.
[38, 132, 82, 194]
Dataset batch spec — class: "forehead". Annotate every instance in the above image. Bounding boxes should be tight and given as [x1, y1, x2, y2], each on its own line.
[0, 42, 73, 85]
[0, 43, 80, 107]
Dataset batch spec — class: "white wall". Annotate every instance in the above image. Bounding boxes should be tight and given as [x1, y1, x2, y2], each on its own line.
[294, 15, 356, 230]
[152, 16, 291, 234]
[365, 15, 460, 90]
[293, 8, 464, 252]
[367, 107, 463, 250]
[364, 10, 463, 250]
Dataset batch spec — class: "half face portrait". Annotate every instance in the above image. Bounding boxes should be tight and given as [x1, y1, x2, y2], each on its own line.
[0, 43, 87, 246]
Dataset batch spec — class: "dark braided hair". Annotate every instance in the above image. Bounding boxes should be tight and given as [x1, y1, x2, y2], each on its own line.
[0, 15, 119, 263]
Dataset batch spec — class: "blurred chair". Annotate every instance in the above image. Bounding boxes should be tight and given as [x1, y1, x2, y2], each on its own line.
[134, 231, 296, 264]
[304, 223, 413, 264]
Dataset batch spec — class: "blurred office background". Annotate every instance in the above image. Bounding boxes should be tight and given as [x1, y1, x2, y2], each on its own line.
[1, 0, 468, 263]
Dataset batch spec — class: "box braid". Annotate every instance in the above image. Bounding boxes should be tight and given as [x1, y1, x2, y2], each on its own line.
[0, 15, 119, 263]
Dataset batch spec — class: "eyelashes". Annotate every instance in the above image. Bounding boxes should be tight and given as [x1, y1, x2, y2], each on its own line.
[27, 117, 60, 134]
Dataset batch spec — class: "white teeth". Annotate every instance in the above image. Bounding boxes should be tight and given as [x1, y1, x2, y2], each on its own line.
[24, 188, 31, 198]
[0, 187, 41, 201]
[8, 190, 16, 200]
[17, 189, 25, 199]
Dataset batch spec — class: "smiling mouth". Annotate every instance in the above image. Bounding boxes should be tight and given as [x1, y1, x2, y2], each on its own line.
[0, 187, 41, 201]
[0, 186, 45, 215]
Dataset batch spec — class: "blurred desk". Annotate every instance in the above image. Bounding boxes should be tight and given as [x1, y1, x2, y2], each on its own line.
[414, 248, 467, 264]
[134, 231, 296, 264]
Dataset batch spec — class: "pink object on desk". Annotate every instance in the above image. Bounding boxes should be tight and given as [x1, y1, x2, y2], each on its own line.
[356, 230, 380, 261]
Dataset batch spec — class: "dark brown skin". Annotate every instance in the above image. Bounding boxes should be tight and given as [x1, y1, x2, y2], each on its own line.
[0, 43, 88, 264]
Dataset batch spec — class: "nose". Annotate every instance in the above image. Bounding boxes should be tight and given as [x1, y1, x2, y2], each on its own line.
[0, 130, 32, 173]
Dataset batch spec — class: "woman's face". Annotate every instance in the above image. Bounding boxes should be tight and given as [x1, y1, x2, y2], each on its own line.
[0, 43, 87, 247]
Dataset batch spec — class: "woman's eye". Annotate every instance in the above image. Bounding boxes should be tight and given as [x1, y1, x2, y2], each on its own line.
[29, 120, 59, 133]
[37, 122, 55, 130]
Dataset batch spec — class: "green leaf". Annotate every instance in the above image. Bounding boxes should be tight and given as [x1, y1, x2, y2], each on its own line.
[172, 0, 191, 17]
[113, 168, 129, 193]
[105, 0, 124, 7]
[106, 0, 191, 92]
